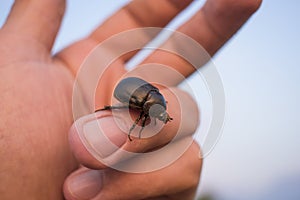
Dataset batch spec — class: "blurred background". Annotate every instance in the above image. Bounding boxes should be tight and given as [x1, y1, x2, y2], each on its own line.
[1, 0, 299, 199]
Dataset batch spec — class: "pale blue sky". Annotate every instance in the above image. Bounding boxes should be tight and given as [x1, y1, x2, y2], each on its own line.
[1, 1, 300, 199]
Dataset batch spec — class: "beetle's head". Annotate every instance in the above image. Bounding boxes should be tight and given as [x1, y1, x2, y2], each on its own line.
[157, 111, 173, 123]
[149, 104, 173, 123]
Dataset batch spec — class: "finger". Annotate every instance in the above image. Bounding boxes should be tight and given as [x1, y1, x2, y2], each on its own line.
[90, 0, 192, 43]
[68, 88, 199, 169]
[138, 0, 262, 81]
[55, 0, 192, 75]
[63, 167, 102, 200]
[64, 141, 202, 200]
[3, 0, 65, 50]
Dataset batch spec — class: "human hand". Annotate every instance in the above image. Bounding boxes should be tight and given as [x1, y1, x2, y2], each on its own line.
[0, 0, 261, 200]
[60, 0, 262, 199]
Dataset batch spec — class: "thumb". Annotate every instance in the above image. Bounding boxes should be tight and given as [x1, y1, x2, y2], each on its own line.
[63, 167, 103, 200]
[64, 140, 202, 200]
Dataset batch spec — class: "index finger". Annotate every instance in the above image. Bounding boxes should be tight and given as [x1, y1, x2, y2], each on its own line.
[68, 88, 199, 170]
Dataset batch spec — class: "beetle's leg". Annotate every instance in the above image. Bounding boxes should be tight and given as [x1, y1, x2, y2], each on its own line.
[128, 111, 144, 141]
[139, 114, 149, 139]
[95, 105, 128, 112]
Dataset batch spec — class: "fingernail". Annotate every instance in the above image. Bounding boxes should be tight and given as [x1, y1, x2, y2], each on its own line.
[82, 116, 127, 158]
[68, 170, 102, 199]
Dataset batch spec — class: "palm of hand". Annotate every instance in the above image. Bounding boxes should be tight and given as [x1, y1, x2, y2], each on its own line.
[0, 32, 78, 199]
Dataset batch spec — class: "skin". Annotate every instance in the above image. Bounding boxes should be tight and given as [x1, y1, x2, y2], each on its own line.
[0, 0, 261, 199]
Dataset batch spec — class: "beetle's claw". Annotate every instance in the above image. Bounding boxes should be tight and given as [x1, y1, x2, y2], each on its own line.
[128, 134, 133, 141]
[128, 128, 134, 141]
[164, 114, 173, 123]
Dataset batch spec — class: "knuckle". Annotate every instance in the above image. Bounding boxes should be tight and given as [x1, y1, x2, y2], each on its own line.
[180, 141, 202, 189]
[189, 142, 203, 186]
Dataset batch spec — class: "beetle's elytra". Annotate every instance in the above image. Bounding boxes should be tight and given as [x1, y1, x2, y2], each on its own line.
[95, 77, 172, 141]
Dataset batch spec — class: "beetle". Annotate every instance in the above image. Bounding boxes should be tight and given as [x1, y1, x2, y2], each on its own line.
[95, 77, 173, 141]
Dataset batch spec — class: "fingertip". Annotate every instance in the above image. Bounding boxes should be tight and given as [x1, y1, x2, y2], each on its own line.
[63, 168, 103, 200]
[68, 112, 128, 169]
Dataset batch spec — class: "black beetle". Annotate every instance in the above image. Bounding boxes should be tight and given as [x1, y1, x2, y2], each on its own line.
[95, 77, 172, 141]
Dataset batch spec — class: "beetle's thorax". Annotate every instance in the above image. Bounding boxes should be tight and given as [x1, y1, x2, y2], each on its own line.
[143, 90, 166, 113]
